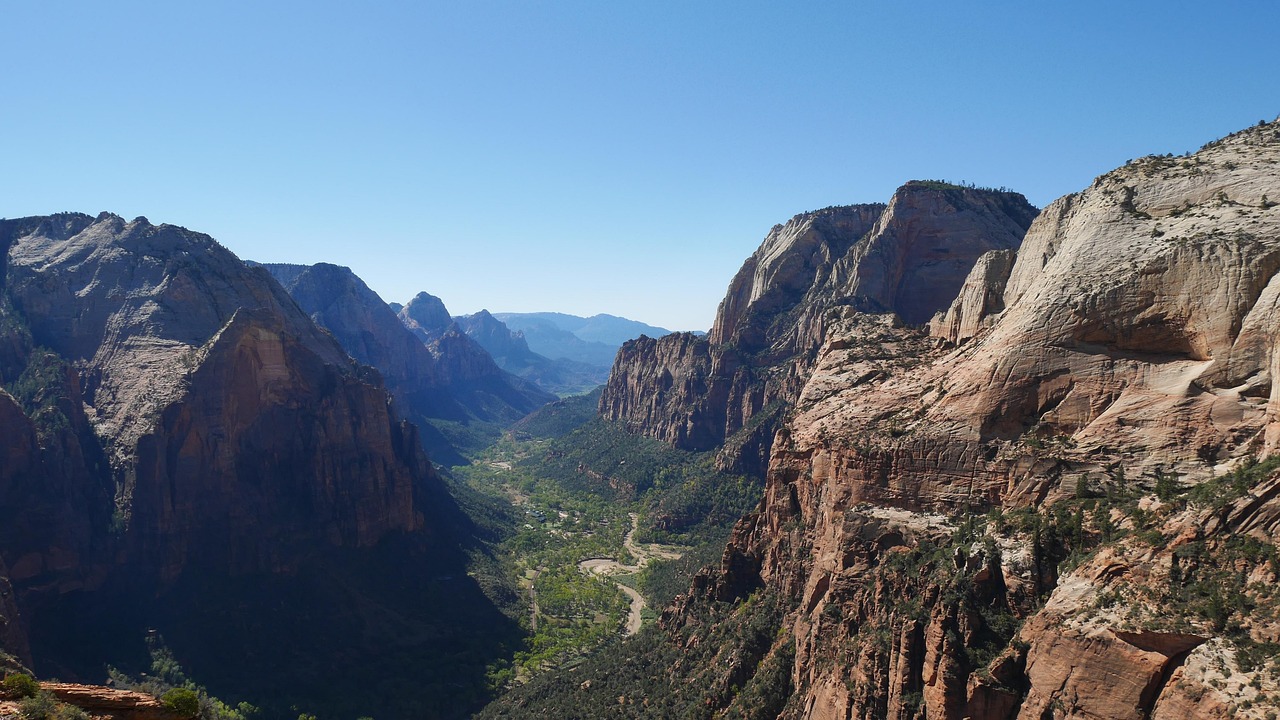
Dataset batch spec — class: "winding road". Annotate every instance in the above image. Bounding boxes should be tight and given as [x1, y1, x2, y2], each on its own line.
[577, 514, 682, 636]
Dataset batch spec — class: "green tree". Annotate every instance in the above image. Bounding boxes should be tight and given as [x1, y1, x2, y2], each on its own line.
[161, 688, 201, 718]
[2, 673, 40, 699]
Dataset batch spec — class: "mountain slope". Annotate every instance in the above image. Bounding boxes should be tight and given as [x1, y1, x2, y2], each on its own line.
[0, 215, 520, 717]
[260, 262, 553, 462]
[454, 310, 609, 395]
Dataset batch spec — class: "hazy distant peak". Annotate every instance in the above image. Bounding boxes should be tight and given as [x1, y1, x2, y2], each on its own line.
[492, 311, 672, 348]
[399, 291, 452, 339]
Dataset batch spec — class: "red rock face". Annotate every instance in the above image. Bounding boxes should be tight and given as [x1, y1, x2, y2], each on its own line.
[39, 682, 182, 720]
[667, 121, 1280, 720]
[601, 186, 1037, 474]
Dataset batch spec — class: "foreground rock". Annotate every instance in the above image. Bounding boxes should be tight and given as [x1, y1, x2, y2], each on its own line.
[42, 682, 181, 720]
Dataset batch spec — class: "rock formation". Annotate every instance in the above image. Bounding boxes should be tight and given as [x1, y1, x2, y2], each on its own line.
[669, 119, 1280, 718]
[0, 215, 519, 716]
[601, 183, 1039, 474]
[398, 291, 453, 343]
[484, 119, 1280, 720]
[0, 216, 426, 578]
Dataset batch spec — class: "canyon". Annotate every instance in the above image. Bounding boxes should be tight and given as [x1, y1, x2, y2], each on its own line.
[487, 119, 1280, 719]
[3, 118, 1280, 720]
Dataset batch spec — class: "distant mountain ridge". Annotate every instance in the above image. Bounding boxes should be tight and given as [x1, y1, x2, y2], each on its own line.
[257, 263, 554, 463]
[489, 311, 676, 371]
[494, 312, 674, 347]
[386, 301, 671, 397]
[451, 310, 609, 396]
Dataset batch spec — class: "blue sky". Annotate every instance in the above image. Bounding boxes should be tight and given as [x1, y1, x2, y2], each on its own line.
[3, 2, 1277, 331]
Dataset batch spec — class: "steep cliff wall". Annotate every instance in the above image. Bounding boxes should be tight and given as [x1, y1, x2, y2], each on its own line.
[673, 119, 1280, 719]
[2, 215, 428, 578]
[601, 185, 1038, 474]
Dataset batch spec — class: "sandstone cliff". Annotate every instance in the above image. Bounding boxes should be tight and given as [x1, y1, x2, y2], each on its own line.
[1, 216, 427, 576]
[669, 119, 1280, 719]
[601, 184, 1038, 474]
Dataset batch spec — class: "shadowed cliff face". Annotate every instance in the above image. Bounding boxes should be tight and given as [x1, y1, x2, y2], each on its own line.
[663, 120, 1280, 720]
[600, 185, 1038, 474]
[2, 216, 425, 578]
[261, 263, 553, 459]
[0, 215, 520, 716]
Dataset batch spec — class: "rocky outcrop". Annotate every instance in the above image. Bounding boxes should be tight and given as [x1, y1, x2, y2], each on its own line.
[601, 184, 1038, 473]
[656, 119, 1280, 719]
[399, 291, 453, 342]
[599, 332, 719, 449]
[41, 682, 182, 720]
[929, 248, 1017, 344]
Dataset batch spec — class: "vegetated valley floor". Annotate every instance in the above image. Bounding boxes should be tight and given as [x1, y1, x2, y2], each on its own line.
[452, 391, 764, 702]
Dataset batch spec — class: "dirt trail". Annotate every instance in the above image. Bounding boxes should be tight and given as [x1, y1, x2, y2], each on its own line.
[577, 514, 682, 636]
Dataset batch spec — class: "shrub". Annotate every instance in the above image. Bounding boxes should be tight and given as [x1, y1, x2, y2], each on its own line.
[3, 673, 41, 699]
[161, 688, 201, 718]
[17, 693, 87, 720]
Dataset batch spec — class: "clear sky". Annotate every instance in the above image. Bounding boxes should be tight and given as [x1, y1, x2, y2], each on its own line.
[3, 2, 1277, 331]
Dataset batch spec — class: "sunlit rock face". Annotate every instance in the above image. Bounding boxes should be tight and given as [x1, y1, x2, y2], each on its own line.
[669, 120, 1280, 720]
